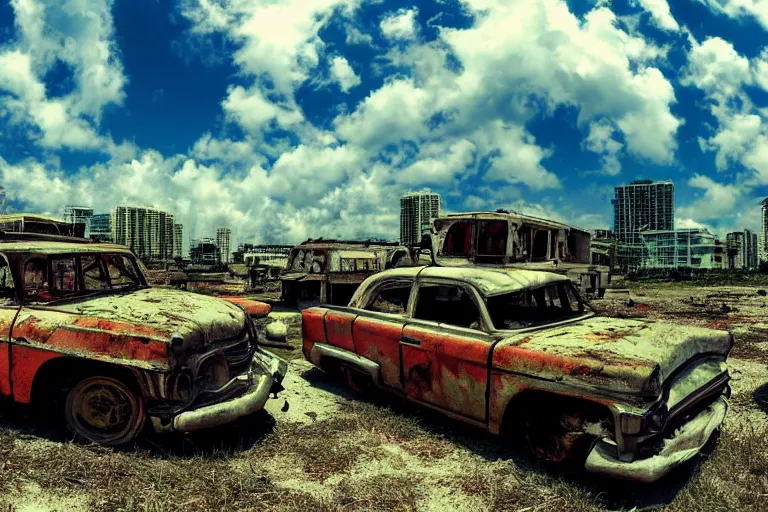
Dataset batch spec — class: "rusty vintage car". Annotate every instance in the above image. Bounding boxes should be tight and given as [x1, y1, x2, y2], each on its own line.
[302, 266, 732, 482]
[0, 233, 287, 445]
[280, 239, 414, 307]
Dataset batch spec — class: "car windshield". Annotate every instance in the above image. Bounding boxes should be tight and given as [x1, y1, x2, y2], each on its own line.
[24, 253, 145, 303]
[485, 282, 590, 330]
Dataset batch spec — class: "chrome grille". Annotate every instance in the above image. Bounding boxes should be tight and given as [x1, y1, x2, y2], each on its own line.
[221, 331, 254, 373]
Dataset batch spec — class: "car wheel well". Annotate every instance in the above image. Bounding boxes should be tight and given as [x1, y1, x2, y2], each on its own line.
[501, 390, 615, 464]
[31, 357, 143, 408]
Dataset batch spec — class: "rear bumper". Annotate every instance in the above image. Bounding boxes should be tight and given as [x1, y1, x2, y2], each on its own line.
[168, 352, 288, 433]
[584, 397, 727, 482]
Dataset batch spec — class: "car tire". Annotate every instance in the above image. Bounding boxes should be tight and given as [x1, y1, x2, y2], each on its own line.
[63, 376, 146, 446]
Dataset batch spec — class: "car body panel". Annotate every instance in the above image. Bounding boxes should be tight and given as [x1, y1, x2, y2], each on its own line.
[0, 236, 284, 436]
[302, 266, 732, 482]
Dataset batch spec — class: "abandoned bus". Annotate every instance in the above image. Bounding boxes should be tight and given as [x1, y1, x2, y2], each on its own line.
[425, 211, 610, 297]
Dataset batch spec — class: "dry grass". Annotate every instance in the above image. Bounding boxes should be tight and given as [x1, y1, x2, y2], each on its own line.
[0, 282, 767, 510]
[0, 397, 766, 511]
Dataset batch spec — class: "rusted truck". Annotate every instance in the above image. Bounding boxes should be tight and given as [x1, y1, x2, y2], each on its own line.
[424, 211, 611, 298]
[280, 239, 414, 307]
[0, 232, 287, 445]
[301, 266, 732, 482]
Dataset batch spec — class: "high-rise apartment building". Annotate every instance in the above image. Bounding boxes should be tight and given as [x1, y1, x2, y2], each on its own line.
[761, 199, 768, 263]
[613, 180, 675, 245]
[112, 205, 175, 261]
[728, 229, 759, 270]
[216, 228, 231, 264]
[400, 190, 441, 246]
[62, 206, 94, 238]
[90, 213, 113, 242]
[173, 224, 183, 259]
[0, 186, 6, 214]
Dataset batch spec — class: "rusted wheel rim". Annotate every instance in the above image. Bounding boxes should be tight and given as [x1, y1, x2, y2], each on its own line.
[65, 376, 145, 446]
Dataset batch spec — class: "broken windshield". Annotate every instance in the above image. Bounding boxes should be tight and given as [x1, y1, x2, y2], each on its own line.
[24, 253, 145, 303]
[485, 282, 590, 330]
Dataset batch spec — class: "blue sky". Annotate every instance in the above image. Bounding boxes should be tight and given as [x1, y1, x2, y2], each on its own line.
[2, 0, 768, 250]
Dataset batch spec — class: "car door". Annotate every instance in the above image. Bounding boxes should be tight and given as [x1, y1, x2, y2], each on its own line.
[401, 279, 494, 422]
[352, 278, 413, 390]
[0, 253, 21, 396]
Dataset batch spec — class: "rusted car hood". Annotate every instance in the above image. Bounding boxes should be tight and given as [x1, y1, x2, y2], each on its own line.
[492, 317, 733, 395]
[52, 287, 248, 346]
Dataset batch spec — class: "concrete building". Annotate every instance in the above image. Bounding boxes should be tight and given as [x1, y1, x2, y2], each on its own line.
[0, 186, 6, 214]
[613, 180, 674, 271]
[112, 205, 175, 261]
[216, 228, 232, 264]
[400, 190, 441, 247]
[640, 229, 722, 270]
[726, 230, 759, 270]
[190, 238, 219, 265]
[173, 224, 183, 259]
[761, 199, 768, 263]
[89, 213, 113, 242]
[613, 180, 675, 245]
[62, 206, 93, 238]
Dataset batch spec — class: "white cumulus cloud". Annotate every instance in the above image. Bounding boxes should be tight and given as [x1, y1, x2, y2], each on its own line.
[380, 8, 419, 40]
[329, 56, 361, 92]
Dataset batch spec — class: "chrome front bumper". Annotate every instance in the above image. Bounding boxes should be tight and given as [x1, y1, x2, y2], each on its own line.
[169, 351, 288, 433]
[584, 397, 728, 482]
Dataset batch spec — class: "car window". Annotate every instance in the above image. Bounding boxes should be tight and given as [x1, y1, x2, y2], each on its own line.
[0, 256, 15, 303]
[477, 220, 507, 256]
[51, 257, 77, 293]
[104, 255, 141, 288]
[81, 255, 109, 290]
[24, 258, 49, 299]
[443, 222, 472, 256]
[365, 283, 412, 315]
[486, 283, 586, 330]
[413, 284, 481, 330]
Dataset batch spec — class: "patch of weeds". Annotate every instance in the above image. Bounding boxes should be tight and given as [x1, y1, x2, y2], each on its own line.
[251, 418, 362, 481]
[660, 423, 768, 512]
[453, 463, 605, 512]
[334, 474, 422, 512]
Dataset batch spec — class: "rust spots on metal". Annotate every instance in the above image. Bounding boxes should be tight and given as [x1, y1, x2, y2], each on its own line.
[10, 345, 62, 403]
[13, 315, 51, 344]
[217, 296, 272, 318]
[72, 317, 169, 339]
[324, 311, 356, 352]
[352, 317, 402, 389]
[45, 329, 168, 365]
[584, 328, 640, 343]
[493, 345, 602, 377]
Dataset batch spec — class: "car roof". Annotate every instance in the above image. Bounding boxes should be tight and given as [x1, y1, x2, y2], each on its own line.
[0, 241, 134, 255]
[367, 265, 570, 296]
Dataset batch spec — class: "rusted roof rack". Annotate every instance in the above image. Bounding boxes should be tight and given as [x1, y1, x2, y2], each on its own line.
[298, 238, 401, 247]
[0, 231, 93, 244]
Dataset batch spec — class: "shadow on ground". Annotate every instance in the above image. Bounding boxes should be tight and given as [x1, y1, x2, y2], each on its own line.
[300, 366, 708, 511]
[754, 382, 768, 414]
[0, 401, 277, 460]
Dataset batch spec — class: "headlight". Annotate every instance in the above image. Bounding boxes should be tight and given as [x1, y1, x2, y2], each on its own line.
[619, 412, 645, 435]
[199, 355, 230, 390]
[619, 403, 667, 435]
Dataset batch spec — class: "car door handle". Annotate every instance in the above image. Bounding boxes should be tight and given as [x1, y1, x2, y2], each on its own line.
[401, 335, 421, 346]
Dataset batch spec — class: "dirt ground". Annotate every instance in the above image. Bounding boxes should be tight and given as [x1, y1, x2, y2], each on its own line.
[0, 282, 766, 511]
